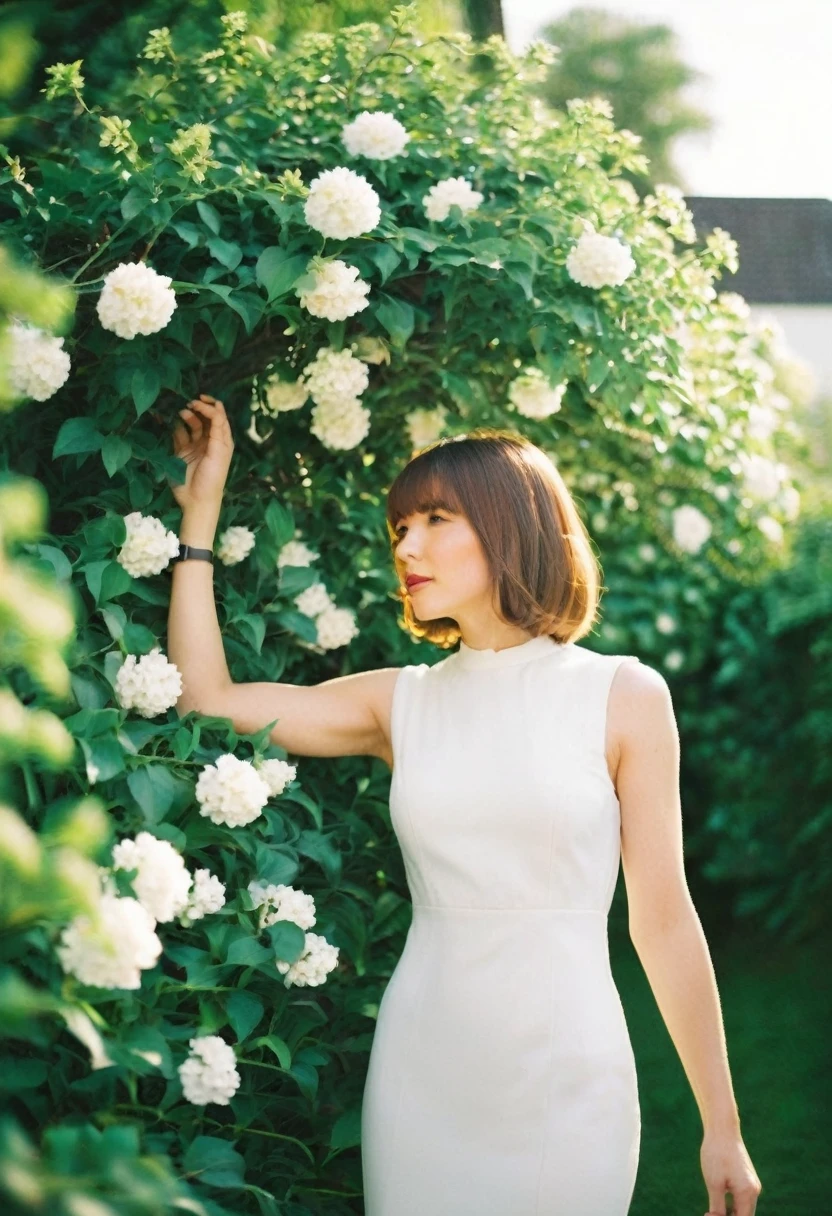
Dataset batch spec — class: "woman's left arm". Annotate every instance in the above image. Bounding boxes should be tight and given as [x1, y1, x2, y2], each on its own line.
[608, 661, 763, 1216]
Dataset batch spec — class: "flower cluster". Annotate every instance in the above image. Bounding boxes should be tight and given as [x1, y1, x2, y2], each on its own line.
[310, 392, 371, 452]
[216, 525, 256, 566]
[96, 262, 177, 339]
[260, 374, 309, 415]
[178, 1035, 241, 1106]
[248, 880, 316, 930]
[277, 538, 319, 568]
[565, 227, 636, 289]
[294, 581, 334, 620]
[112, 831, 192, 923]
[254, 757, 297, 797]
[181, 869, 227, 923]
[342, 110, 409, 160]
[276, 931, 340, 989]
[422, 176, 483, 222]
[117, 512, 180, 577]
[304, 166, 381, 239]
[672, 505, 712, 554]
[296, 258, 370, 323]
[195, 753, 271, 828]
[405, 405, 449, 449]
[7, 322, 71, 402]
[114, 648, 183, 718]
[302, 346, 369, 406]
[57, 891, 162, 989]
[508, 369, 567, 420]
[315, 604, 359, 650]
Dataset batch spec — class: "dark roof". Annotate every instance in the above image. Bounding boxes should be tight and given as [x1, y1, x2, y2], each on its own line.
[683, 196, 832, 304]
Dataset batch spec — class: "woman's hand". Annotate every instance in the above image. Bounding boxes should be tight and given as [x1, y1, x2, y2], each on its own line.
[701, 1130, 762, 1215]
[170, 394, 234, 513]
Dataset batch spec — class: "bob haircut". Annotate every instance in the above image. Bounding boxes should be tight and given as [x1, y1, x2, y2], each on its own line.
[385, 428, 602, 650]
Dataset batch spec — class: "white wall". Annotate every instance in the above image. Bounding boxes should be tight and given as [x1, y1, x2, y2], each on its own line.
[749, 304, 832, 403]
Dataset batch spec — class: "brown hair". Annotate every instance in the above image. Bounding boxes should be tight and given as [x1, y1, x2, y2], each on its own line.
[385, 428, 601, 650]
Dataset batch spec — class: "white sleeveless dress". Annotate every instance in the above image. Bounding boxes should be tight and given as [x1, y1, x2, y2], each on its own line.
[361, 633, 642, 1216]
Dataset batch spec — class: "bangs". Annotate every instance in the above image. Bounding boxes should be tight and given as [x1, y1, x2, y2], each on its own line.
[386, 451, 466, 541]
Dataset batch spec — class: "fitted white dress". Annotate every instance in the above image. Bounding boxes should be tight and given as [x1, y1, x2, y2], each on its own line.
[360, 633, 642, 1216]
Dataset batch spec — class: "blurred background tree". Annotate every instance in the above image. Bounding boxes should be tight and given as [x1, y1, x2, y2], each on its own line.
[534, 6, 714, 193]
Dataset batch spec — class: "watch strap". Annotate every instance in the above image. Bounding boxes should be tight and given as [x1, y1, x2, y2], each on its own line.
[173, 543, 214, 564]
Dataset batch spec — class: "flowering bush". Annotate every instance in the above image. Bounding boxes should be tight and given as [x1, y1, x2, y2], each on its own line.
[0, 5, 816, 1212]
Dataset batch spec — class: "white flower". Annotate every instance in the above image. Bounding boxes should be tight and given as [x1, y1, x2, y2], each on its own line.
[638, 543, 657, 563]
[508, 369, 567, 419]
[310, 395, 371, 451]
[96, 262, 177, 339]
[180, 869, 226, 923]
[303, 167, 381, 239]
[86, 761, 100, 785]
[672, 504, 712, 554]
[277, 539, 319, 568]
[261, 374, 308, 414]
[422, 176, 484, 222]
[296, 259, 371, 322]
[655, 613, 676, 635]
[663, 649, 685, 672]
[254, 757, 297, 797]
[565, 228, 636, 289]
[294, 583, 333, 618]
[178, 1035, 240, 1106]
[302, 346, 369, 406]
[315, 605, 359, 649]
[6, 322, 71, 401]
[115, 647, 183, 718]
[216, 525, 256, 566]
[57, 892, 162, 989]
[117, 512, 180, 577]
[757, 515, 784, 544]
[276, 931, 339, 988]
[248, 880, 315, 929]
[405, 405, 448, 449]
[739, 453, 781, 501]
[195, 753, 271, 828]
[781, 485, 801, 522]
[342, 110, 409, 160]
[112, 831, 192, 923]
[746, 404, 777, 442]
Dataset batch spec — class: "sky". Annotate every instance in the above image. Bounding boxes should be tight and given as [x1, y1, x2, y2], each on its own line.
[502, 0, 832, 200]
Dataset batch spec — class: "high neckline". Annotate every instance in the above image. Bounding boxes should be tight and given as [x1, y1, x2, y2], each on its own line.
[454, 633, 566, 671]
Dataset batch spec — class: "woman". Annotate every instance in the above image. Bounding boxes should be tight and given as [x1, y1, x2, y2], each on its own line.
[168, 393, 762, 1216]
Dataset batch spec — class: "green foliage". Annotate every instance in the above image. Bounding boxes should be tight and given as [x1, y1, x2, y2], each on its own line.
[0, 6, 818, 1212]
[679, 505, 832, 942]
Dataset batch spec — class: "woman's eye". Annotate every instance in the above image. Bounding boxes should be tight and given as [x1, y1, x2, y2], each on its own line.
[395, 514, 444, 539]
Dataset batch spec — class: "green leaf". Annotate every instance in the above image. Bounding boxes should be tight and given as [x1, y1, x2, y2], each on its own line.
[183, 1136, 245, 1189]
[196, 200, 221, 234]
[375, 293, 415, 348]
[329, 1106, 362, 1151]
[504, 260, 535, 300]
[207, 235, 243, 271]
[120, 187, 151, 221]
[27, 543, 72, 581]
[226, 937, 274, 967]
[132, 366, 161, 415]
[236, 613, 265, 654]
[251, 1034, 292, 1069]
[365, 243, 401, 284]
[53, 417, 104, 459]
[297, 828, 342, 884]
[79, 735, 126, 782]
[278, 565, 319, 598]
[171, 220, 202, 248]
[101, 434, 132, 478]
[264, 499, 295, 547]
[84, 559, 132, 605]
[265, 919, 305, 963]
[254, 844, 298, 886]
[121, 621, 157, 653]
[255, 247, 309, 301]
[127, 765, 178, 823]
[226, 991, 264, 1042]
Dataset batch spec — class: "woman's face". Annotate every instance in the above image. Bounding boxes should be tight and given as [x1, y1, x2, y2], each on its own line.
[393, 506, 495, 623]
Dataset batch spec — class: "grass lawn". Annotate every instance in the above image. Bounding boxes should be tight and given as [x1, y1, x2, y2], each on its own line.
[611, 920, 832, 1214]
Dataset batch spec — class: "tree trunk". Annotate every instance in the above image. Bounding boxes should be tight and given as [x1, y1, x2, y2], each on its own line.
[462, 0, 505, 41]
